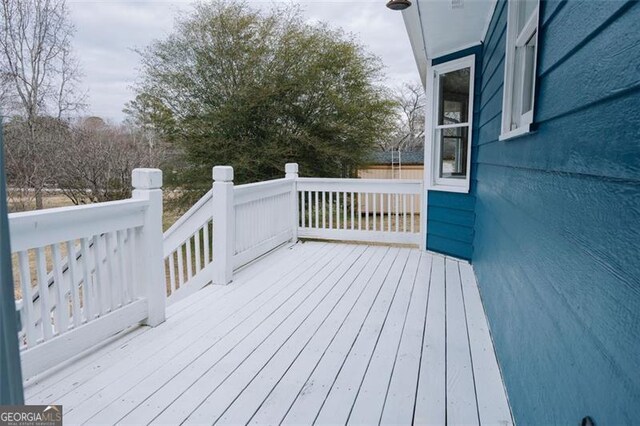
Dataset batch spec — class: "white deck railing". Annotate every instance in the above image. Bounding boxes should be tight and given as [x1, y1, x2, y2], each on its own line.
[296, 177, 422, 245]
[10, 169, 165, 379]
[233, 178, 295, 268]
[10, 163, 423, 378]
[162, 189, 214, 301]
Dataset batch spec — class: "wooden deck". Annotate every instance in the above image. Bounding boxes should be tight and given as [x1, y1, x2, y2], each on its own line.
[23, 241, 512, 425]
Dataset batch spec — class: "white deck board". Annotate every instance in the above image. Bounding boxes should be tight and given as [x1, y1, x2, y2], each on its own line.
[348, 250, 421, 424]
[460, 262, 513, 425]
[380, 252, 432, 425]
[313, 248, 411, 424]
[183, 245, 370, 424]
[415, 254, 447, 425]
[217, 246, 390, 425]
[445, 258, 480, 425]
[25, 241, 323, 405]
[280, 247, 403, 425]
[87, 243, 353, 425]
[24, 242, 512, 425]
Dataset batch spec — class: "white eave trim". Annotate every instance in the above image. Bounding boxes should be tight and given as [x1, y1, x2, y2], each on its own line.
[402, 3, 429, 87]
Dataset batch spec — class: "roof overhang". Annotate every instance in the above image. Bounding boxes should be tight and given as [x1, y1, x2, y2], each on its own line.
[401, 0, 497, 86]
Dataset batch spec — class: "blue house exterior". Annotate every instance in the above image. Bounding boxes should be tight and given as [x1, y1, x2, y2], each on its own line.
[404, 0, 640, 423]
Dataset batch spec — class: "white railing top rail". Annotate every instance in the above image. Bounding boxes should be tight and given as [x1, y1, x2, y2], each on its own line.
[297, 177, 422, 184]
[163, 189, 212, 239]
[297, 177, 422, 194]
[10, 199, 148, 252]
[234, 178, 292, 206]
[163, 189, 213, 258]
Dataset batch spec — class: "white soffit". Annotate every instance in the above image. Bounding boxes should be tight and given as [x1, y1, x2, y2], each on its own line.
[402, 0, 495, 81]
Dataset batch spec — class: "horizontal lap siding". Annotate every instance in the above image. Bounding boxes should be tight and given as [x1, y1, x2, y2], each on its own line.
[473, 0, 640, 424]
[427, 46, 482, 261]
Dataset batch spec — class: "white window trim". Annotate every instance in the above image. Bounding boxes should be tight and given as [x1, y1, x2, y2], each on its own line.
[500, 0, 540, 141]
[424, 55, 475, 194]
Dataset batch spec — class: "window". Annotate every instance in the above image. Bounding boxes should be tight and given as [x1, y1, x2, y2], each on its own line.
[501, 0, 540, 140]
[427, 56, 475, 192]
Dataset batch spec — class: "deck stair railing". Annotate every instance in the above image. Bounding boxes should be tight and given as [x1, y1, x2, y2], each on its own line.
[10, 163, 422, 379]
[164, 163, 422, 291]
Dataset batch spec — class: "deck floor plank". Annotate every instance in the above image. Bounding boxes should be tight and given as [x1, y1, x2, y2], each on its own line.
[24, 243, 513, 426]
[27, 241, 324, 405]
[460, 262, 513, 425]
[277, 247, 404, 425]
[217, 246, 390, 425]
[82, 243, 355, 425]
[147, 244, 365, 424]
[347, 249, 422, 424]
[313, 248, 411, 424]
[445, 258, 480, 425]
[414, 255, 447, 425]
[59, 242, 334, 422]
[187, 245, 379, 423]
[380, 252, 433, 425]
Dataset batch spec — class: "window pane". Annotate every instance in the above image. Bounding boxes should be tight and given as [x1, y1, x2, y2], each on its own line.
[439, 127, 469, 179]
[521, 31, 537, 115]
[438, 68, 470, 126]
[517, 0, 537, 33]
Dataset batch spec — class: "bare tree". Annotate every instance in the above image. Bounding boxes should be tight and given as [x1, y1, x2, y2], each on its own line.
[56, 118, 164, 205]
[0, 0, 85, 209]
[379, 82, 426, 152]
[3, 115, 68, 210]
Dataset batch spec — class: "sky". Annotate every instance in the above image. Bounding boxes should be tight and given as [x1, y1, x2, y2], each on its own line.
[67, 0, 420, 122]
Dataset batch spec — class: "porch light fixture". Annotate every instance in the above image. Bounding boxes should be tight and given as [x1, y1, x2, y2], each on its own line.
[386, 0, 411, 10]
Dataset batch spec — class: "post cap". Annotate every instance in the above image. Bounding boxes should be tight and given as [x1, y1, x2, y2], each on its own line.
[285, 163, 299, 174]
[132, 168, 162, 189]
[213, 166, 234, 182]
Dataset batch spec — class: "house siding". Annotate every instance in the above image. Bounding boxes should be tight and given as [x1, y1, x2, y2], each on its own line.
[473, 1, 640, 425]
[426, 46, 482, 261]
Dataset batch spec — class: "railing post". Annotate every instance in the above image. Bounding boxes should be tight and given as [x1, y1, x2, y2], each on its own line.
[285, 163, 299, 242]
[132, 168, 166, 326]
[212, 166, 235, 285]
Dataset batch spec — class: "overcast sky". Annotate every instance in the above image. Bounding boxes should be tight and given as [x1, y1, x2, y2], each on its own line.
[67, 0, 419, 122]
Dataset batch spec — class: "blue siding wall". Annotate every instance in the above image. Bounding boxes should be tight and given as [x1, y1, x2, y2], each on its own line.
[426, 46, 482, 260]
[473, 0, 640, 424]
